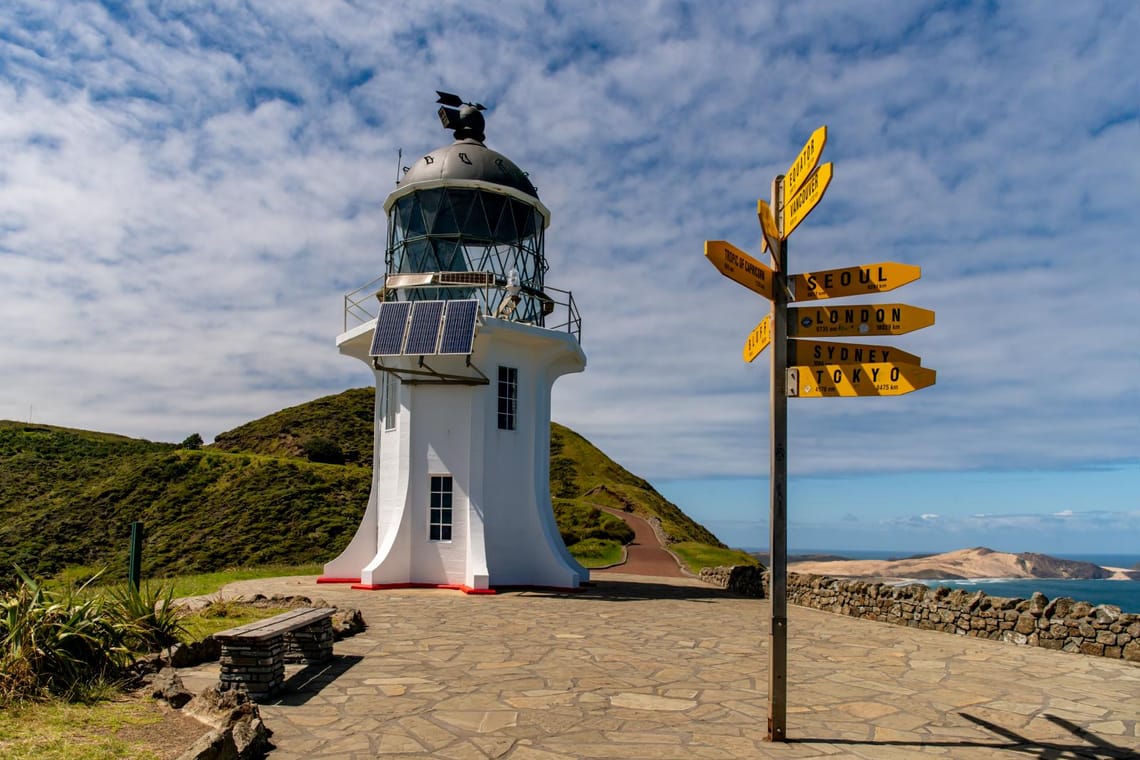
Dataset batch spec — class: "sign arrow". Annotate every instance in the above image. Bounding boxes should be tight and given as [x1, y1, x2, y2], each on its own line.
[704, 240, 774, 300]
[788, 362, 936, 397]
[789, 302, 934, 337]
[787, 339, 921, 367]
[791, 262, 921, 302]
[743, 314, 772, 363]
[758, 199, 782, 256]
[785, 125, 827, 200]
[784, 162, 832, 239]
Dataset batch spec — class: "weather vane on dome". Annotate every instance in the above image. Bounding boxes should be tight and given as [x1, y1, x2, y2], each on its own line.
[436, 91, 486, 142]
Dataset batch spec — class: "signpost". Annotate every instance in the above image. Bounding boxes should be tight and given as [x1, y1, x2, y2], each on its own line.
[702, 125, 935, 743]
[789, 303, 935, 337]
[790, 262, 920, 301]
[787, 362, 936, 397]
[705, 240, 775, 299]
[743, 314, 772, 363]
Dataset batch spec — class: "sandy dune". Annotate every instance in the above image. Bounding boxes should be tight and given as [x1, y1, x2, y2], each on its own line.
[788, 546, 1138, 581]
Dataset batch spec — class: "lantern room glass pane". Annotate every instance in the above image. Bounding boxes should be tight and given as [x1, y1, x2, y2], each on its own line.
[416, 188, 444, 235]
[447, 189, 477, 238]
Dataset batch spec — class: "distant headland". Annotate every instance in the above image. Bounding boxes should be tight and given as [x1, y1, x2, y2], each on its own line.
[785, 546, 1140, 582]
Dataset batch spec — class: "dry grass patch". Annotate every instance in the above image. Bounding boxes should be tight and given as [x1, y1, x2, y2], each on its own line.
[0, 690, 205, 760]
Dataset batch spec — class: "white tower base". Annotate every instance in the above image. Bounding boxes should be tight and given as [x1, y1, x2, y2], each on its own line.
[320, 315, 587, 593]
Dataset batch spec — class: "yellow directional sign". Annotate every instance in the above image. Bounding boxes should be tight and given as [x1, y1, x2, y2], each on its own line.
[787, 339, 921, 367]
[791, 262, 920, 302]
[785, 126, 827, 200]
[789, 302, 935, 337]
[704, 240, 774, 300]
[788, 362, 936, 398]
[784, 162, 832, 239]
[757, 200, 781, 255]
[743, 314, 773, 363]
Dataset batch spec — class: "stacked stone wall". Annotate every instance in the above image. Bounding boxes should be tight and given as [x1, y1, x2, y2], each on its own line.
[700, 565, 766, 598]
[219, 635, 285, 698]
[700, 566, 1140, 663]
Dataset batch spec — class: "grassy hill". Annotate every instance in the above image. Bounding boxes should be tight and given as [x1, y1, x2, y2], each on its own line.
[0, 420, 369, 588]
[210, 387, 375, 465]
[0, 388, 741, 586]
[550, 424, 723, 547]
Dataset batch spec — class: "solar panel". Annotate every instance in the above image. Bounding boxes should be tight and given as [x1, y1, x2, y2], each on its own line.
[439, 299, 478, 355]
[370, 301, 411, 356]
[404, 300, 445, 355]
[437, 271, 495, 287]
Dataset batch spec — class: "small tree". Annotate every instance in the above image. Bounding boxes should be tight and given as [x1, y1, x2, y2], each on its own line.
[180, 433, 203, 450]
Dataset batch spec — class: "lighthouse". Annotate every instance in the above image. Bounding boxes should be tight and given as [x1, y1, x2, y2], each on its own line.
[320, 93, 587, 592]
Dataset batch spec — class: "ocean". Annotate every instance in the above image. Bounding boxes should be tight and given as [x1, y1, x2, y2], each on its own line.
[758, 549, 1140, 614]
[912, 577, 1140, 613]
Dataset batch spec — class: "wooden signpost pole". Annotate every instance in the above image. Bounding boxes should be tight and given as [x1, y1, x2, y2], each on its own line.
[767, 174, 788, 742]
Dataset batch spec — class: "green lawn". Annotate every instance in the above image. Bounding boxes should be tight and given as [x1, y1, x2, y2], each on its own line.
[157, 563, 324, 598]
[670, 542, 760, 574]
[567, 538, 625, 567]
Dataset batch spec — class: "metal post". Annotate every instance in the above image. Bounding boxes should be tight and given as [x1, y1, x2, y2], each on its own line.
[128, 521, 144, 591]
[767, 175, 789, 742]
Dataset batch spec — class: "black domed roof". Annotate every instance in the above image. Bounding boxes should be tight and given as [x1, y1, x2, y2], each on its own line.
[399, 138, 538, 199]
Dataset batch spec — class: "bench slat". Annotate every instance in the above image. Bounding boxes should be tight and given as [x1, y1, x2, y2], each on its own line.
[213, 607, 336, 642]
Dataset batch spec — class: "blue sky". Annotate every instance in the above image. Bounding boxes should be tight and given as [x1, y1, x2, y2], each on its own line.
[1, 2, 1137, 554]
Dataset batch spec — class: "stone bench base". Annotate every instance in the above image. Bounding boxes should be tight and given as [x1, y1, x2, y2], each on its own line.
[213, 607, 336, 699]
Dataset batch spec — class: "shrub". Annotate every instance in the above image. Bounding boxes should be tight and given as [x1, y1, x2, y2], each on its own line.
[303, 437, 345, 465]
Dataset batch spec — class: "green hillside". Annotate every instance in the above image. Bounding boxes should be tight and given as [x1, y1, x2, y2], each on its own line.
[550, 424, 724, 547]
[0, 388, 729, 586]
[0, 420, 369, 588]
[211, 387, 375, 465]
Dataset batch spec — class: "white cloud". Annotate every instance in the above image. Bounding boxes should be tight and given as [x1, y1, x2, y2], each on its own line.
[1, 0, 1137, 484]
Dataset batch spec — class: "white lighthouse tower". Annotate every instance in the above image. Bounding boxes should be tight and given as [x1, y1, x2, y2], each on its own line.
[320, 93, 587, 592]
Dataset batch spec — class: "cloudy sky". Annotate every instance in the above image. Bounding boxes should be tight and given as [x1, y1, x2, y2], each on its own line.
[2, 2, 1137, 554]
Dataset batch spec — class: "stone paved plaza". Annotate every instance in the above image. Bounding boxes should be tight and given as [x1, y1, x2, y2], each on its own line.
[179, 573, 1140, 759]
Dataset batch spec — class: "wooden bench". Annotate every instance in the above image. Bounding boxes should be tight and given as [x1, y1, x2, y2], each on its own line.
[212, 607, 336, 699]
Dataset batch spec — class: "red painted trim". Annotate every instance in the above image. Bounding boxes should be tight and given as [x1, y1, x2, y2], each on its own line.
[344, 581, 583, 595]
[316, 576, 360, 584]
[348, 582, 497, 595]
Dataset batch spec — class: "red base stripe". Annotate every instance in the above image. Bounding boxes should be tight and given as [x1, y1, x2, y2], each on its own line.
[348, 582, 496, 595]
[316, 576, 360, 584]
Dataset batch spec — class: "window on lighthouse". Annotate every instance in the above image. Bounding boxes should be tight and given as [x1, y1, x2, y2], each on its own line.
[429, 475, 453, 541]
[497, 366, 518, 430]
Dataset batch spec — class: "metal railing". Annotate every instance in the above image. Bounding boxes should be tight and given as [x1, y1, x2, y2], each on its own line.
[343, 272, 581, 343]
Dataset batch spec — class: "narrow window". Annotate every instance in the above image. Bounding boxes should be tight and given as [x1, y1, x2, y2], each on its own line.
[497, 366, 518, 430]
[429, 475, 453, 541]
[383, 373, 399, 431]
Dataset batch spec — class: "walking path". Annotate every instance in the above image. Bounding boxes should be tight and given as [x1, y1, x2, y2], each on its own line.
[592, 507, 686, 578]
[178, 573, 1140, 759]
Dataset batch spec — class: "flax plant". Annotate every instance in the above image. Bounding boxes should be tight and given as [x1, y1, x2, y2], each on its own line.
[0, 568, 132, 703]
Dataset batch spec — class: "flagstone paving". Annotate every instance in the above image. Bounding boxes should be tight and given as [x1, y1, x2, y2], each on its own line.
[178, 573, 1140, 758]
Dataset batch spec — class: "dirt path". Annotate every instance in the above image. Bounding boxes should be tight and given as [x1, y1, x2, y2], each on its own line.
[592, 506, 686, 578]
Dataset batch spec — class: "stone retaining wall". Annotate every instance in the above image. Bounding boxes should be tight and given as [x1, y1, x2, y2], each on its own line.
[699, 565, 766, 598]
[699, 566, 1140, 663]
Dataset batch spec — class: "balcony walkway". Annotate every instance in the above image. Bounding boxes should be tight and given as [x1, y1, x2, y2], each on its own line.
[178, 573, 1140, 758]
